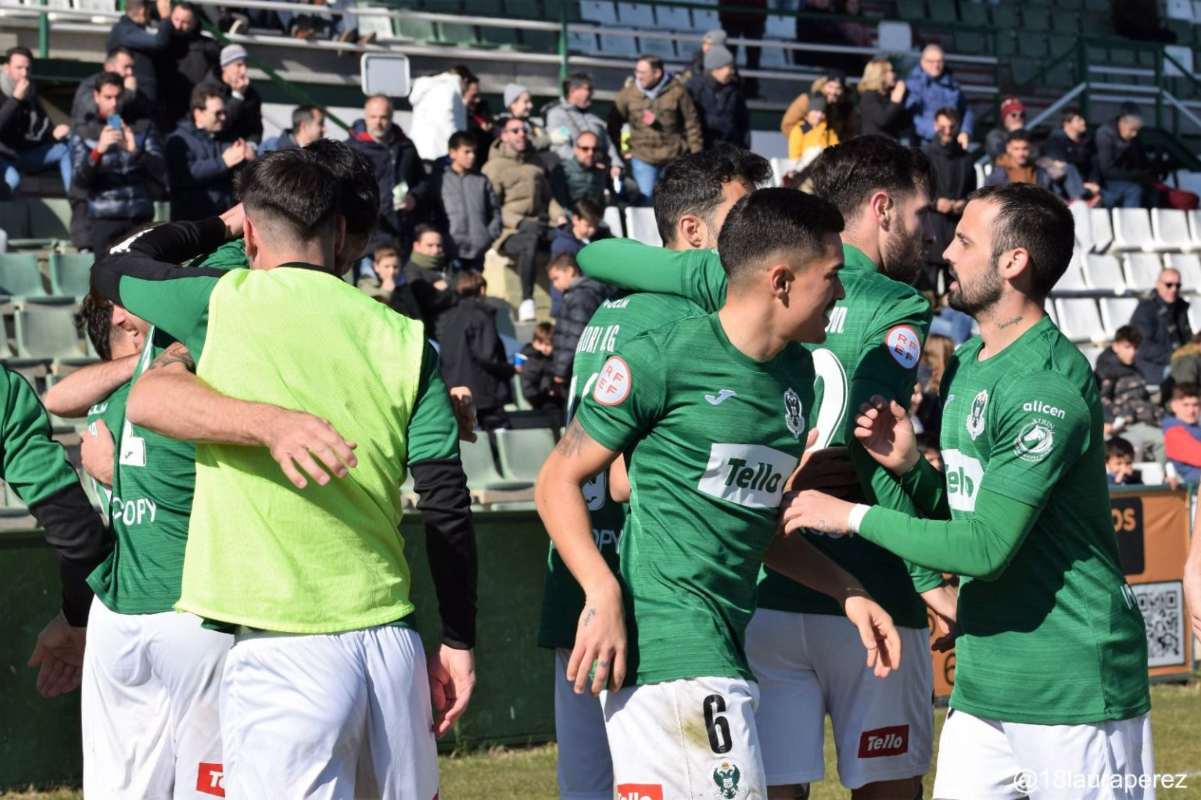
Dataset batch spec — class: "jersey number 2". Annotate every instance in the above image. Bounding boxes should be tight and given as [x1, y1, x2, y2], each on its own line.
[702, 694, 733, 754]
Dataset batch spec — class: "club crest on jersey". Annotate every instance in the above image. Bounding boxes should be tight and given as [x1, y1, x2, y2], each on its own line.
[885, 325, 921, 369]
[783, 388, 805, 439]
[713, 761, 742, 799]
[966, 389, 988, 440]
[1014, 420, 1054, 462]
[593, 356, 631, 406]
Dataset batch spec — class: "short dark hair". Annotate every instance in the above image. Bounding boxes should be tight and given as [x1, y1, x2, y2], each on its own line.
[1106, 437, 1135, 460]
[94, 71, 124, 94]
[449, 64, 476, 83]
[448, 130, 474, 151]
[237, 148, 340, 243]
[414, 223, 440, 242]
[80, 291, 115, 362]
[717, 188, 844, 283]
[4, 46, 32, 64]
[573, 198, 603, 226]
[105, 46, 132, 62]
[190, 85, 224, 113]
[564, 72, 593, 94]
[292, 104, 320, 130]
[803, 135, 933, 224]
[1006, 128, 1032, 145]
[533, 321, 554, 343]
[934, 106, 959, 124]
[653, 144, 771, 245]
[303, 139, 380, 241]
[548, 252, 580, 273]
[174, 1, 198, 16]
[1061, 106, 1084, 126]
[967, 183, 1074, 301]
[1172, 382, 1200, 401]
[456, 270, 486, 297]
[1114, 325, 1142, 346]
[636, 55, 664, 72]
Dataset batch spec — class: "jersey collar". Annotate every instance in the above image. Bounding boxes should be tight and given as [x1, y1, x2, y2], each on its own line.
[841, 243, 877, 274]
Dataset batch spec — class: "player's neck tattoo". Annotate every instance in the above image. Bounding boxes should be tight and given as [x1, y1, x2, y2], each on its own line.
[996, 315, 1024, 329]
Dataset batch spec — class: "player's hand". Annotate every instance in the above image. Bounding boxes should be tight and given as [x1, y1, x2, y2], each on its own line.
[27, 612, 86, 698]
[567, 578, 626, 696]
[780, 490, 854, 536]
[783, 429, 859, 501]
[844, 595, 900, 678]
[428, 644, 475, 738]
[53, 123, 70, 141]
[12, 77, 30, 100]
[219, 202, 245, 239]
[956, 131, 970, 149]
[853, 395, 920, 476]
[260, 408, 358, 489]
[80, 419, 115, 487]
[97, 125, 123, 153]
[448, 386, 477, 443]
[922, 584, 958, 652]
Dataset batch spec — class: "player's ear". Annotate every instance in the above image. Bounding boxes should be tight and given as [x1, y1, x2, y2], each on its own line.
[677, 213, 705, 249]
[871, 190, 891, 229]
[768, 263, 792, 301]
[243, 214, 260, 265]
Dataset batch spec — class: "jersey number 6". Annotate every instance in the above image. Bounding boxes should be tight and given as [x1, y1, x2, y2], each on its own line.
[702, 694, 733, 754]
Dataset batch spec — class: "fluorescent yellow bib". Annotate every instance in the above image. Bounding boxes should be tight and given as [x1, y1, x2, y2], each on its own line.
[175, 267, 425, 633]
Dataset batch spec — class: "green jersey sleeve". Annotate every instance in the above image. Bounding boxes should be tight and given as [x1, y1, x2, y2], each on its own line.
[577, 239, 728, 312]
[191, 238, 248, 271]
[406, 342, 460, 465]
[573, 334, 667, 453]
[899, 455, 951, 519]
[0, 368, 81, 505]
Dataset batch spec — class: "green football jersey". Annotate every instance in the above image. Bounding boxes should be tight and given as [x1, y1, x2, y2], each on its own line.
[575, 313, 815, 685]
[861, 316, 1149, 723]
[84, 381, 131, 523]
[577, 240, 940, 628]
[87, 330, 199, 614]
[537, 291, 707, 650]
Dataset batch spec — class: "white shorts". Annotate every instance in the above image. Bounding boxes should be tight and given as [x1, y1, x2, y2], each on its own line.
[555, 649, 613, 800]
[745, 608, 933, 789]
[220, 624, 438, 800]
[81, 597, 233, 799]
[602, 676, 766, 800]
[933, 708, 1155, 800]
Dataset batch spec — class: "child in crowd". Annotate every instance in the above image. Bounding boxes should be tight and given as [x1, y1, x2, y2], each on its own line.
[547, 253, 608, 386]
[1097, 324, 1163, 461]
[1105, 437, 1143, 486]
[518, 322, 564, 415]
[550, 198, 603, 261]
[789, 95, 839, 166]
[435, 272, 515, 431]
[357, 244, 399, 302]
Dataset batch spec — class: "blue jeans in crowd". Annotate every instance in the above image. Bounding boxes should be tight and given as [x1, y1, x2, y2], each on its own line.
[0, 139, 71, 194]
[629, 157, 660, 204]
[1102, 180, 1149, 209]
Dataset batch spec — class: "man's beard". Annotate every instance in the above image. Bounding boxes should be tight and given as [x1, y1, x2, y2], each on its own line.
[879, 214, 926, 285]
[947, 256, 1004, 316]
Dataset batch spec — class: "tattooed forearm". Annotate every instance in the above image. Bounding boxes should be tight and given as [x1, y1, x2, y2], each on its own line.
[147, 341, 196, 373]
[556, 419, 590, 458]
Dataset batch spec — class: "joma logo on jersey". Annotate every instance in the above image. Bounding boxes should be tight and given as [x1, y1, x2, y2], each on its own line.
[943, 449, 983, 512]
[616, 784, 663, 800]
[825, 306, 848, 334]
[698, 444, 797, 508]
[196, 762, 225, 797]
[1023, 401, 1065, 419]
[857, 725, 909, 758]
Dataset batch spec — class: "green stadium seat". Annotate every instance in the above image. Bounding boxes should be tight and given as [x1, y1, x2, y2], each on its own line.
[471, 0, 503, 14]
[954, 31, 988, 55]
[49, 253, 94, 298]
[0, 201, 30, 239]
[397, 15, 437, 41]
[1081, 13, 1109, 34]
[0, 482, 29, 516]
[995, 32, 1018, 59]
[13, 305, 82, 361]
[1021, 5, 1050, 31]
[438, 21, 479, 44]
[494, 427, 555, 484]
[895, 0, 924, 20]
[927, 0, 956, 22]
[0, 254, 45, 298]
[479, 24, 520, 47]
[1051, 10, 1080, 33]
[512, 375, 533, 411]
[990, 4, 1017, 28]
[1049, 34, 1076, 58]
[26, 198, 70, 241]
[521, 29, 559, 52]
[957, 2, 987, 26]
[460, 437, 532, 494]
[542, 0, 581, 22]
[505, 0, 540, 17]
[1017, 34, 1048, 60]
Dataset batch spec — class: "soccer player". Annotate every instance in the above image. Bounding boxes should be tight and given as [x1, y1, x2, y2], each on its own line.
[578, 136, 954, 798]
[537, 145, 771, 800]
[783, 183, 1153, 797]
[536, 188, 903, 799]
[92, 146, 477, 797]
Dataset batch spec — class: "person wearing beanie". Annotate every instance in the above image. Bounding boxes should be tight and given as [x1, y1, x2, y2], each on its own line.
[985, 95, 1027, 160]
[686, 44, 750, 149]
[197, 42, 263, 144]
[788, 93, 840, 164]
[686, 28, 728, 79]
[497, 82, 550, 151]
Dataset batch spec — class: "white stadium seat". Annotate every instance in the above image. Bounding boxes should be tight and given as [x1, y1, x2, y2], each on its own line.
[1189, 301, 1201, 332]
[1089, 208, 1114, 252]
[1100, 296, 1139, 333]
[1135, 462, 1164, 485]
[625, 207, 662, 246]
[1123, 253, 1164, 291]
[1152, 208, 1195, 251]
[617, 2, 655, 27]
[1055, 250, 1089, 291]
[1054, 298, 1106, 342]
[1070, 201, 1093, 253]
[1077, 344, 1104, 368]
[1187, 209, 1201, 249]
[602, 205, 623, 237]
[1111, 208, 1156, 252]
[1045, 300, 1059, 327]
[1084, 254, 1126, 291]
[1163, 252, 1201, 288]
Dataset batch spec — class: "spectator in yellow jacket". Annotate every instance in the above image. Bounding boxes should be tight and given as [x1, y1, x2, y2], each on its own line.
[788, 95, 840, 165]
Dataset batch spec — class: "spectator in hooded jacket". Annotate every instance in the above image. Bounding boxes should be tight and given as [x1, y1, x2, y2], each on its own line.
[106, 0, 173, 103]
[0, 47, 72, 194]
[436, 271, 515, 431]
[546, 72, 622, 174]
[199, 44, 263, 144]
[787, 95, 839, 164]
[1096, 104, 1156, 209]
[260, 105, 325, 153]
[550, 130, 608, 213]
[165, 85, 251, 220]
[1130, 266, 1193, 383]
[547, 253, 608, 385]
[156, 2, 219, 135]
[686, 45, 750, 150]
[408, 65, 470, 162]
[423, 131, 500, 272]
[608, 55, 703, 203]
[780, 73, 857, 148]
[347, 94, 427, 262]
[857, 58, 907, 140]
[1096, 325, 1164, 462]
[72, 48, 151, 128]
[69, 72, 165, 255]
[905, 44, 973, 145]
[518, 321, 562, 414]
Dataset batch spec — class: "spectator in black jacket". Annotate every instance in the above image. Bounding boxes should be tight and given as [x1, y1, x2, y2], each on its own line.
[261, 105, 325, 153]
[200, 45, 263, 144]
[548, 253, 607, 384]
[348, 94, 427, 267]
[156, 2, 219, 135]
[436, 271, 515, 431]
[984, 96, 1028, 161]
[0, 47, 72, 194]
[857, 58, 907, 140]
[1096, 103, 1156, 209]
[69, 72, 164, 255]
[165, 85, 251, 220]
[518, 321, 562, 413]
[72, 48, 151, 128]
[550, 198, 601, 261]
[106, 0, 173, 103]
[686, 46, 750, 150]
[921, 107, 975, 291]
[1041, 106, 1102, 201]
[1130, 266, 1192, 384]
[549, 130, 608, 213]
[1096, 325, 1163, 461]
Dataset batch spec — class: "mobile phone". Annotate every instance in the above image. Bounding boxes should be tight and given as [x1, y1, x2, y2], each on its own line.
[108, 114, 123, 130]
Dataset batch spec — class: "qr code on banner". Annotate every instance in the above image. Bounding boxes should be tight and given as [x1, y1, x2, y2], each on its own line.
[1132, 581, 1185, 667]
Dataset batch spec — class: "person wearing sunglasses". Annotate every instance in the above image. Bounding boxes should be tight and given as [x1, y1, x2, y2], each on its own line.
[1129, 266, 1193, 384]
[984, 95, 1027, 161]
